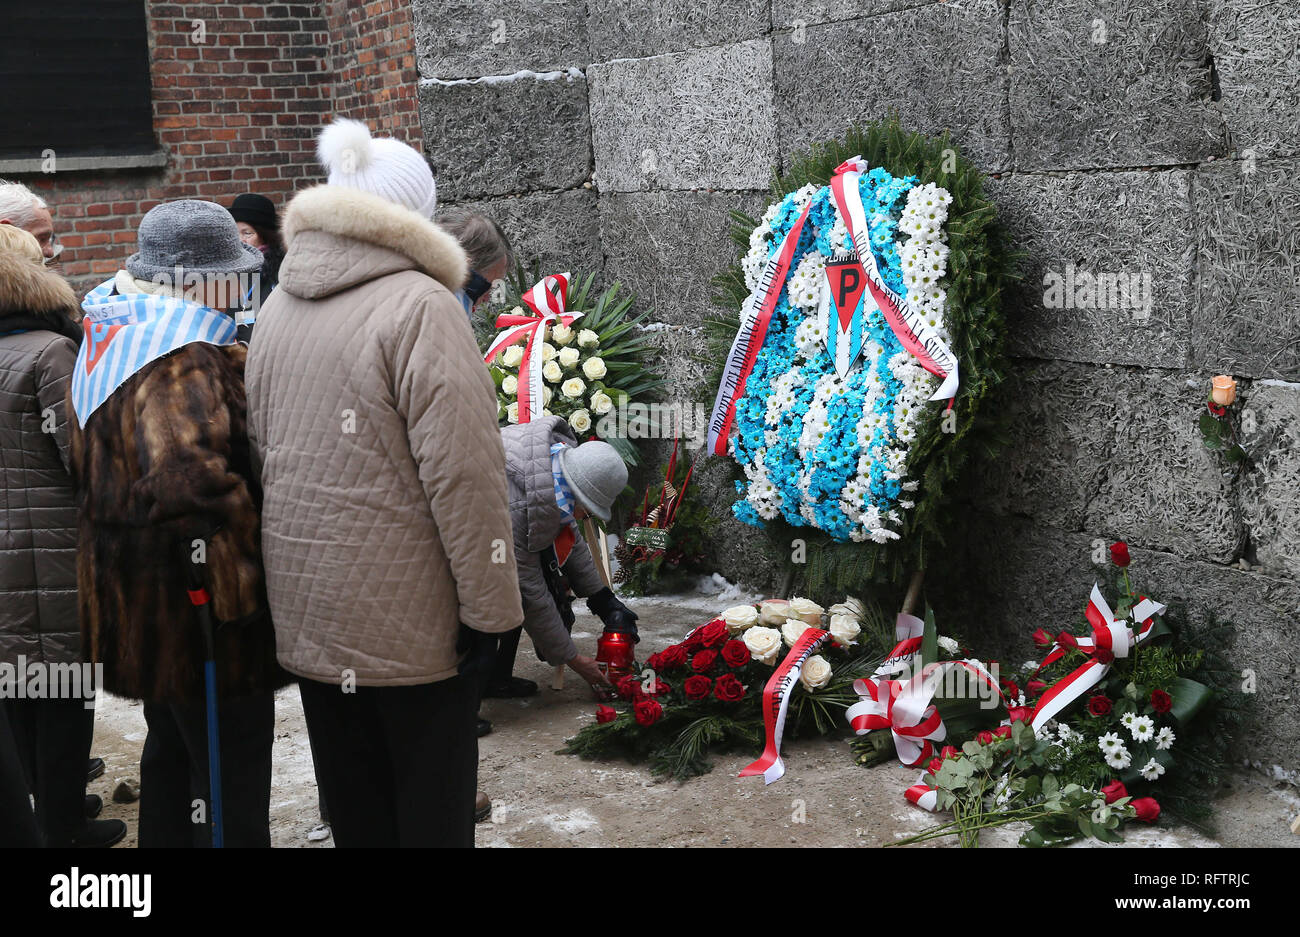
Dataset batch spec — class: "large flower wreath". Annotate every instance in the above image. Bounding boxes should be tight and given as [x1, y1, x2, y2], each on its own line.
[708, 121, 1013, 589]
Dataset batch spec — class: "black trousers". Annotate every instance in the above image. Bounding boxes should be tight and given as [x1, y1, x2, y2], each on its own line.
[138, 692, 274, 848]
[4, 696, 94, 847]
[491, 626, 524, 685]
[297, 676, 477, 848]
[0, 702, 42, 847]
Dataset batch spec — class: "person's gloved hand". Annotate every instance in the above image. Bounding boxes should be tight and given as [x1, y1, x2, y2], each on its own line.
[587, 588, 639, 643]
[457, 624, 501, 695]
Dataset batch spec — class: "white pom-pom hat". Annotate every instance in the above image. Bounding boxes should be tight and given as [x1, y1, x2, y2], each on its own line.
[316, 118, 437, 218]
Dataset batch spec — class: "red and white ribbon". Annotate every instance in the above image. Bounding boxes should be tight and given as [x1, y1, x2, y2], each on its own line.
[707, 202, 814, 456]
[846, 659, 1001, 768]
[1029, 584, 1166, 731]
[904, 773, 939, 812]
[830, 157, 959, 405]
[873, 612, 925, 679]
[738, 627, 830, 784]
[483, 272, 581, 423]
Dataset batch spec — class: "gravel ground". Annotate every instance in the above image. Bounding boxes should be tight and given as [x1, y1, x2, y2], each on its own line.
[84, 586, 1300, 848]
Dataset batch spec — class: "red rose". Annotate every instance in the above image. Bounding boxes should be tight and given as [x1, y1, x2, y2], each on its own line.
[1001, 679, 1020, 699]
[595, 705, 618, 724]
[1131, 797, 1161, 823]
[713, 673, 745, 702]
[645, 652, 665, 673]
[1094, 648, 1115, 665]
[1110, 542, 1131, 568]
[691, 650, 719, 674]
[617, 675, 640, 701]
[659, 644, 689, 670]
[927, 757, 944, 776]
[633, 698, 662, 726]
[1027, 679, 1047, 694]
[1007, 706, 1032, 724]
[977, 730, 994, 745]
[1087, 695, 1112, 716]
[697, 620, 729, 648]
[1032, 628, 1053, 648]
[683, 675, 713, 700]
[645, 678, 670, 698]
[1101, 779, 1128, 804]
[994, 726, 1012, 739]
[940, 745, 960, 760]
[720, 639, 751, 668]
[1057, 632, 1078, 651]
[1150, 689, 1172, 714]
[1207, 402, 1226, 417]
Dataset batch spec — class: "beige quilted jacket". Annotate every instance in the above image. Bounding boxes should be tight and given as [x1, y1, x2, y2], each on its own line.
[245, 185, 523, 687]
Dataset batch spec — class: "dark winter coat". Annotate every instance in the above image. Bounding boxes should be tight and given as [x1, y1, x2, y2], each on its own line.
[69, 313, 290, 704]
[502, 416, 606, 665]
[0, 250, 83, 666]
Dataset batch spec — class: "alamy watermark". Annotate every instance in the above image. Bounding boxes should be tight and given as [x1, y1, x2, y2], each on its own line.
[1042, 264, 1152, 319]
[0, 656, 101, 710]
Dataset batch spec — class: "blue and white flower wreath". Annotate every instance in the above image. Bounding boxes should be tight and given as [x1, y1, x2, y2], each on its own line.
[729, 168, 954, 544]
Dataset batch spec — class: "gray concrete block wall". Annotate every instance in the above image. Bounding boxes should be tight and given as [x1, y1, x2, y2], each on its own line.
[413, 0, 1300, 770]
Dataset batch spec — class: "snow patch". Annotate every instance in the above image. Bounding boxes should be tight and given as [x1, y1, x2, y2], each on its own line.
[540, 808, 599, 834]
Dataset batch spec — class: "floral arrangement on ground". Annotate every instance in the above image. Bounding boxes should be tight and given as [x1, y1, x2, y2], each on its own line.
[706, 119, 1015, 592]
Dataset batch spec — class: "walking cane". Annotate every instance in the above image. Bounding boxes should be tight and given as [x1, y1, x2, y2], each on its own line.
[185, 545, 224, 848]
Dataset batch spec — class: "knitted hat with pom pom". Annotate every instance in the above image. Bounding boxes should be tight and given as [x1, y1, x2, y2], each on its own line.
[316, 118, 437, 218]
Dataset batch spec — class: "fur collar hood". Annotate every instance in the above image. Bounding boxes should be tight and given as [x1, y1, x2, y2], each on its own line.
[0, 249, 81, 342]
[278, 185, 467, 299]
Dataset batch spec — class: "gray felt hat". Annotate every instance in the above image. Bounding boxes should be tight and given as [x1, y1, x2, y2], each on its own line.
[126, 199, 263, 281]
[558, 441, 628, 524]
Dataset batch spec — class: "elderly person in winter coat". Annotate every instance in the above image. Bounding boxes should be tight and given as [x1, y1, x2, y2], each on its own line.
[69, 200, 289, 848]
[499, 415, 639, 695]
[0, 225, 125, 848]
[0, 180, 59, 261]
[244, 119, 523, 848]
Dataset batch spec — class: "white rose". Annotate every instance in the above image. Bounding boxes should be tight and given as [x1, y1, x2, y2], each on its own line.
[551, 324, 574, 346]
[506, 402, 519, 424]
[782, 618, 813, 647]
[743, 626, 782, 666]
[828, 596, 865, 620]
[542, 361, 563, 383]
[590, 392, 613, 415]
[501, 375, 518, 396]
[569, 408, 592, 432]
[542, 386, 553, 405]
[582, 356, 608, 380]
[577, 328, 600, 348]
[758, 599, 791, 626]
[829, 613, 860, 647]
[558, 346, 581, 369]
[501, 345, 524, 368]
[721, 605, 759, 634]
[937, 636, 959, 656]
[540, 342, 558, 362]
[799, 654, 832, 691]
[561, 377, 586, 399]
[788, 597, 824, 625]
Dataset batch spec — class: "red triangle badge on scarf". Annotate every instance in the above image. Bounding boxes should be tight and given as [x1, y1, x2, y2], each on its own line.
[83, 320, 124, 375]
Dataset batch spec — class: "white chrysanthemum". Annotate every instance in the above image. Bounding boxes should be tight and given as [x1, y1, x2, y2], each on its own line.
[937, 636, 959, 655]
[1120, 712, 1137, 729]
[1155, 727, 1176, 751]
[1130, 715, 1155, 742]
[1098, 732, 1124, 754]
[1140, 758, 1165, 782]
[1105, 747, 1132, 770]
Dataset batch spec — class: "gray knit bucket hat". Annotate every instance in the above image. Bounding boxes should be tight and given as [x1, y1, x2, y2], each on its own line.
[126, 199, 263, 282]
[559, 441, 627, 523]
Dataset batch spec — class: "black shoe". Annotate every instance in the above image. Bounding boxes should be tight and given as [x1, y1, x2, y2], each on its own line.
[85, 794, 103, 820]
[477, 718, 492, 738]
[483, 677, 539, 699]
[87, 757, 105, 783]
[72, 819, 127, 848]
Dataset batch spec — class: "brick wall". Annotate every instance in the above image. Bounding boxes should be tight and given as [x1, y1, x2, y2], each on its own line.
[18, 1, 420, 293]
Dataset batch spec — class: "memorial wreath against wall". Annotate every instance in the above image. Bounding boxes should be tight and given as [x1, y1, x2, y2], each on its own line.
[706, 119, 1015, 593]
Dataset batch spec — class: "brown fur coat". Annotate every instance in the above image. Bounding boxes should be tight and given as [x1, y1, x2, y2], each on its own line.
[69, 339, 290, 703]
